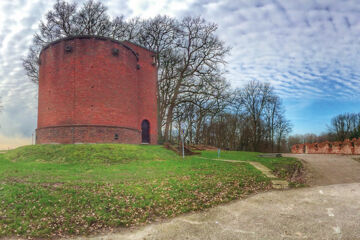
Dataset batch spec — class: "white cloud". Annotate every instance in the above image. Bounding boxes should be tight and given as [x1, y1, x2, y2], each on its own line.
[182, 0, 360, 101]
[0, 0, 52, 141]
[1, 0, 360, 142]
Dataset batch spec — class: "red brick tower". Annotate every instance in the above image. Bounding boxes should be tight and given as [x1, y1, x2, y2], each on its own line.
[36, 36, 158, 144]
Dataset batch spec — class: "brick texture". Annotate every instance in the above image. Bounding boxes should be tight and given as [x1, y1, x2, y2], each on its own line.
[36, 36, 158, 144]
[291, 138, 360, 155]
[36, 125, 140, 144]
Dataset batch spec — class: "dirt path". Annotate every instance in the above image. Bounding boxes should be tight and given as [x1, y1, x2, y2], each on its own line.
[284, 154, 360, 186]
[199, 157, 289, 189]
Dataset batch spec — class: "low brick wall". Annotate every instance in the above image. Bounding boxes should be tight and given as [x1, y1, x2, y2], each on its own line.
[291, 138, 360, 155]
[36, 125, 141, 144]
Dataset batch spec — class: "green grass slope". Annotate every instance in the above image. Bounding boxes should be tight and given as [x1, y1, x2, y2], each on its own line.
[0, 144, 302, 238]
[5, 144, 177, 164]
[201, 150, 305, 186]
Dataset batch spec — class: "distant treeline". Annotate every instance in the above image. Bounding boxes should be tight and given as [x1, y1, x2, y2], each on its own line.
[288, 112, 360, 149]
[170, 80, 291, 153]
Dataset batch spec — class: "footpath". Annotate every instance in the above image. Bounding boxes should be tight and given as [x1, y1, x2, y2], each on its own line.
[199, 157, 289, 189]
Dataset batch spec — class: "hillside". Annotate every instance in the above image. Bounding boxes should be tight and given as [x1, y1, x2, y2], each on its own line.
[0, 144, 302, 238]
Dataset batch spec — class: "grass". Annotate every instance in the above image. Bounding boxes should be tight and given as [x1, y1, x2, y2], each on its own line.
[0, 144, 302, 238]
[200, 150, 305, 186]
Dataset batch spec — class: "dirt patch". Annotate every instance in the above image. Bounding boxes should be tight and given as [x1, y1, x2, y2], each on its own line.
[272, 161, 307, 187]
[284, 154, 360, 186]
[1, 178, 65, 190]
[40, 182, 64, 190]
[163, 143, 200, 156]
[188, 145, 218, 151]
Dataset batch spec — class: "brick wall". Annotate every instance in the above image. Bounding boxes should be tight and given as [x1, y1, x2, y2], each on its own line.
[36, 36, 158, 144]
[36, 125, 140, 144]
[291, 138, 360, 155]
[123, 41, 158, 145]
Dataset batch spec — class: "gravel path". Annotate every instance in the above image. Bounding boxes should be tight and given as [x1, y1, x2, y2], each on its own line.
[284, 154, 360, 186]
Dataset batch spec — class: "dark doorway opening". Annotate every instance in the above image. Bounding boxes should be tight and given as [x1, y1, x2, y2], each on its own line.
[141, 120, 150, 143]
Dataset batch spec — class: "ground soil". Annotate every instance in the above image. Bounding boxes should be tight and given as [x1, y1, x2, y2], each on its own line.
[71, 154, 360, 240]
[284, 153, 360, 186]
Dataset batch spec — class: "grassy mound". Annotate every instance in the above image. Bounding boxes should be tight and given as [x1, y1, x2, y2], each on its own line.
[0, 144, 302, 238]
[5, 144, 177, 164]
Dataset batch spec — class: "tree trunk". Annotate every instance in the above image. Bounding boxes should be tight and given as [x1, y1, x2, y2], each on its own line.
[169, 120, 173, 143]
[195, 114, 204, 144]
[164, 103, 176, 142]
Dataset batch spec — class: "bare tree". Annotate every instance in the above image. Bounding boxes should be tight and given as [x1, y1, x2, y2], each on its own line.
[194, 81, 291, 152]
[328, 113, 360, 141]
[264, 95, 281, 152]
[23, 45, 42, 83]
[171, 74, 230, 145]
[23, 0, 112, 84]
[274, 115, 292, 152]
[111, 16, 141, 41]
[238, 81, 273, 151]
[159, 17, 229, 142]
[75, 0, 111, 35]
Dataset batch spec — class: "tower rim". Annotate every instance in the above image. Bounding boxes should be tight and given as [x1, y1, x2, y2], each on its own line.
[38, 35, 154, 61]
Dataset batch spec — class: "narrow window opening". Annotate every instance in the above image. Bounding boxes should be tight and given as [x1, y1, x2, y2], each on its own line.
[141, 120, 150, 143]
[114, 133, 119, 140]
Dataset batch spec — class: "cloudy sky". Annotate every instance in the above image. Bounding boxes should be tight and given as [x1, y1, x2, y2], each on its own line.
[0, 0, 360, 149]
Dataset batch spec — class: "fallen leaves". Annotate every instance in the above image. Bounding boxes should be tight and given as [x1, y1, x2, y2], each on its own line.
[0, 149, 276, 239]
